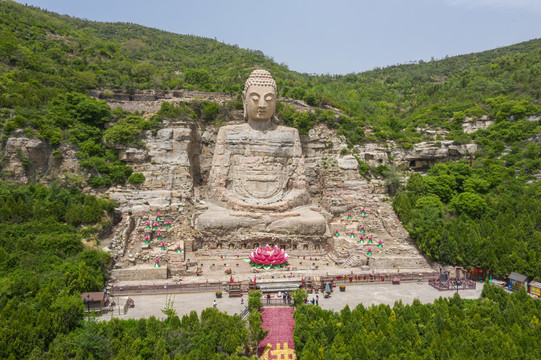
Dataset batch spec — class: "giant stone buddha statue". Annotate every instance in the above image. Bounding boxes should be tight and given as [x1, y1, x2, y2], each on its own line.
[194, 70, 327, 236]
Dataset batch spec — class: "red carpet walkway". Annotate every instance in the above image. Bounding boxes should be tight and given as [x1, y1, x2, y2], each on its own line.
[258, 307, 296, 359]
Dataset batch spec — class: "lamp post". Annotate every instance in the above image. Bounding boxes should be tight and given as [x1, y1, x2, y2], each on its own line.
[454, 267, 462, 294]
[83, 294, 91, 312]
[454, 280, 462, 294]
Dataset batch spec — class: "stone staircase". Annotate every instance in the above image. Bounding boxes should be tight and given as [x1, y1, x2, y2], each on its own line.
[167, 248, 185, 276]
[340, 254, 362, 269]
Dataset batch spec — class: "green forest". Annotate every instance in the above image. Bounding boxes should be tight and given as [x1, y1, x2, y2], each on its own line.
[293, 285, 541, 359]
[393, 115, 541, 280]
[0, 0, 540, 358]
[0, 181, 266, 359]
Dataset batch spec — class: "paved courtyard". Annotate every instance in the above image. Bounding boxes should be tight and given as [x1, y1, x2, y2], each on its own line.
[100, 281, 484, 321]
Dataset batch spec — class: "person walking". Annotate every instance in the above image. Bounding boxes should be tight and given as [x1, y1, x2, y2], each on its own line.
[266, 293, 270, 304]
[316, 295, 319, 306]
[240, 294, 244, 305]
[213, 300, 217, 308]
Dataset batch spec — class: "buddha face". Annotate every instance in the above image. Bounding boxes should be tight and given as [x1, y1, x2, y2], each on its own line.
[244, 85, 276, 122]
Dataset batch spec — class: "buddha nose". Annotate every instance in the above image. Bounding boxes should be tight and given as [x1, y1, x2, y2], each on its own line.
[258, 97, 267, 108]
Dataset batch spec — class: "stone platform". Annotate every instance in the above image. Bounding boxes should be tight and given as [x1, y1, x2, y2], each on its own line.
[111, 265, 167, 281]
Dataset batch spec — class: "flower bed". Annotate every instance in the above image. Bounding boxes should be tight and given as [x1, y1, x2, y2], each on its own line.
[258, 308, 296, 358]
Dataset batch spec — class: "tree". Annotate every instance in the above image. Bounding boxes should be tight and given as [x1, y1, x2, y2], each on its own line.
[248, 290, 262, 311]
[248, 310, 268, 349]
[450, 192, 488, 219]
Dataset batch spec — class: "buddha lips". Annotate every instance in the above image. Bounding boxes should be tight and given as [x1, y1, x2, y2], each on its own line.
[249, 245, 289, 268]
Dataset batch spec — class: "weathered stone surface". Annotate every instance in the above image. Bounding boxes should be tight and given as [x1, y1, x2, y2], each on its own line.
[106, 121, 197, 213]
[462, 116, 494, 134]
[391, 141, 477, 169]
[195, 204, 327, 236]
[195, 70, 327, 237]
[337, 155, 359, 170]
[112, 266, 167, 281]
[3, 132, 80, 184]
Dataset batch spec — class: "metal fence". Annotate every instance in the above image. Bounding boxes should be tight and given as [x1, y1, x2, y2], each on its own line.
[110, 271, 438, 296]
[428, 279, 477, 291]
[111, 281, 222, 296]
[321, 271, 436, 285]
[261, 298, 294, 307]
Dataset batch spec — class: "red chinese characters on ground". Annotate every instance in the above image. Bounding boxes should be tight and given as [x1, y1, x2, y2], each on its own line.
[258, 308, 296, 359]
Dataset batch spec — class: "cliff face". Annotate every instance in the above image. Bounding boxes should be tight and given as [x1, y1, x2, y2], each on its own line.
[2, 95, 474, 274]
[2, 130, 80, 184]
[106, 120, 199, 213]
[1, 108, 477, 211]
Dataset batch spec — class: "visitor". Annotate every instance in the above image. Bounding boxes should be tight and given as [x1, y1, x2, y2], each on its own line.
[267, 293, 271, 304]
[283, 292, 286, 304]
[213, 300, 217, 309]
[316, 295, 319, 306]
[311, 298, 314, 305]
[240, 295, 244, 305]
[277, 291, 282, 300]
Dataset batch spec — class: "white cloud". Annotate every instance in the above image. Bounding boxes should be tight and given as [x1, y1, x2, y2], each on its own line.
[445, 0, 541, 14]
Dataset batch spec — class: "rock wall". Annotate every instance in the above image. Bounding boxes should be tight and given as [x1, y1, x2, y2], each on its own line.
[111, 266, 167, 281]
[106, 119, 199, 213]
[0, 94, 488, 274]
[1, 130, 80, 184]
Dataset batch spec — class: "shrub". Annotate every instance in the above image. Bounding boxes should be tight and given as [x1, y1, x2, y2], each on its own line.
[248, 290, 262, 311]
[450, 192, 489, 219]
[201, 102, 220, 122]
[128, 172, 146, 184]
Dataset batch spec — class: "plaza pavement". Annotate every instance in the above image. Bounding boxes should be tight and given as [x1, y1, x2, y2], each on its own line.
[99, 281, 484, 321]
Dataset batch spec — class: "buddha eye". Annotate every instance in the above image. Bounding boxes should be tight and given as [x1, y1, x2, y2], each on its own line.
[265, 96, 273, 101]
[252, 96, 260, 101]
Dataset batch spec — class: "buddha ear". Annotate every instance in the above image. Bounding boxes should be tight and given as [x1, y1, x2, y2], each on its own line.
[242, 90, 247, 121]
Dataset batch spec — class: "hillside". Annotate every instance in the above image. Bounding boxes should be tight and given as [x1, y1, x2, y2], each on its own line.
[0, 2, 541, 359]
[1, 0, 540, 143]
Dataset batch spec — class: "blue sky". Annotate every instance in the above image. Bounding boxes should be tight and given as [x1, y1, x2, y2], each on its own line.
[16, 0, 541, 74]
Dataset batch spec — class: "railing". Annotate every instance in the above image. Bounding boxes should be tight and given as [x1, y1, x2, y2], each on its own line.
[110, 271, 439, 296]
[428, 279, 477, 291]
[319, 271, 436, 286]
[240, 305, 251, 319]
[111, 281, 222, 295]
[261, 298, 294, 308]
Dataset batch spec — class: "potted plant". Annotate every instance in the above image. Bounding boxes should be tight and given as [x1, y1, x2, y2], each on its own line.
[339, 285, 346, 292]
[216, 291, 222, 298]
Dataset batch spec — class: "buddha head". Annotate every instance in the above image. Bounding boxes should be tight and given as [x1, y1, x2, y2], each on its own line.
[243, 69, 277, 123]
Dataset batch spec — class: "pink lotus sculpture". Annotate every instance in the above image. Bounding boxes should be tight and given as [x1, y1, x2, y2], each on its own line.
[249, 244, 289, 269]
